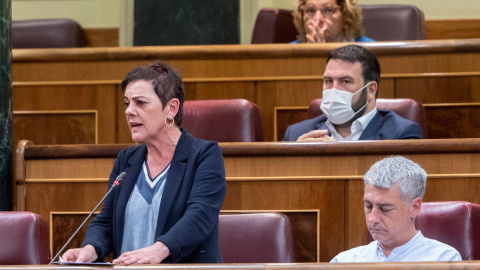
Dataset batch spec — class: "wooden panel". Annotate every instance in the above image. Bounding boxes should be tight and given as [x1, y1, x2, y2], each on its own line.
[426, 19, 480, 40]
[425, 103, 480, 139]
[224, 180, 343, 262]
[184, 81, 255, 101]
[16, 140, 480, 262]
[52, 211, 318, 263]
[5, 262, 480, 270]
[12, 40, 480, 82]
[283, 211, 318, 262]
[13, 83, 117, 144]
[51, 213, 96, 260]
[83, 28, 119, 47]
[377, 78, 394, 98]
[256, 80, 321, 141]
[394, 76, 480, 103]
[10, 41, 480, 142]
[274, 107, 308, 141]
[13, 111, 96, 145]
[13, 74, 480, 145]
[51, 212, 113, 262]
[345, 179, 366, 249]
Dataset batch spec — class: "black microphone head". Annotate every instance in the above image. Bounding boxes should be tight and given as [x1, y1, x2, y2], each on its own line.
[112, 171, 126, 188]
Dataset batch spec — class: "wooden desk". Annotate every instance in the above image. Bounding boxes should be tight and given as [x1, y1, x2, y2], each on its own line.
[4, 262, 480, 270]
[15, 139, 480, 262]
[12, 39, 480, 143]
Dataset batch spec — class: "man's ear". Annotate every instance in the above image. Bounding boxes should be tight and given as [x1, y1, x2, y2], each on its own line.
[411, 197, 422, 218]
[367, 81, 378, 100]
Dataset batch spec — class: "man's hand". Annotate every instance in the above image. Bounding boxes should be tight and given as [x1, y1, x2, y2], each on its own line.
[297, 129, 336, 142]
[62, 244, 98, 263]
[113, 241, 170, 265]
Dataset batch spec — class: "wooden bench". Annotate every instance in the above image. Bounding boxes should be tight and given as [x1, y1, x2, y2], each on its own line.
[12, 39, 480, 143]
[15, 139, 480, 262]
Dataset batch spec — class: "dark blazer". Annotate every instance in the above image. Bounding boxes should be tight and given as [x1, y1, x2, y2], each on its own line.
[83, 129, 227, 263]
[283, 110, 423, 141]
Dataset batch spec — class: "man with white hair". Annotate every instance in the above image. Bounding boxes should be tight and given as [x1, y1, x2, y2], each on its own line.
[331, 156, 461, 262]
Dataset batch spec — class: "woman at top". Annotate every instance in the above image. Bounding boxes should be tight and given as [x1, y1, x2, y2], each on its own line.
[292, 0, 373, 43]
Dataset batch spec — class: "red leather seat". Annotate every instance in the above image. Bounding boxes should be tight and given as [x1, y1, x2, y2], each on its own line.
[219, 213, 296, 263]
[367, 201, 480, 260]
[251, 5, 426, 43]
[362, 5, 426, 41]
[308, 98, 428, 138]
[251, 8, 298, 44]
[416, 201, 480, 260]
[13, 19, 86, 48]
[181, 99, 263, 142]
[0, 211, 50, 264]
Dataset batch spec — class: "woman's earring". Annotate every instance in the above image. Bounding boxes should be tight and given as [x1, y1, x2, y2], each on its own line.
[165, 115, 174, 127]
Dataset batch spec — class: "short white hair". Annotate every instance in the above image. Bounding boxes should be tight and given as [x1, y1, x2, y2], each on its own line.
[364, 156, 427, 204]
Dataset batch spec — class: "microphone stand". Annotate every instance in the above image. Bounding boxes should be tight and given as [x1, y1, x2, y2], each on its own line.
[49, 172, 127, 264]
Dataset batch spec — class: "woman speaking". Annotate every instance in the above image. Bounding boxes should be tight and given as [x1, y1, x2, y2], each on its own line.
[62, 62, 227, 264]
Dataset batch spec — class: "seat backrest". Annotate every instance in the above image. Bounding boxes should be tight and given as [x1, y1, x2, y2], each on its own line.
[251, 8, 298, 44]
[362, 5, 426, 41]
[366, 201, 480, 260]
[0, 211, 50, 264]
[219, 213, 296, 263]
[251, 5, 426, 43]
[13, 19, 87, 48]
[415, 201, 480, 260]
[308, 98, 428, 138]
[181, 99, 263, 142]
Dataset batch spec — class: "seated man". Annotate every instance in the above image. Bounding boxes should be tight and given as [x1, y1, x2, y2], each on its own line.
[283, 45, 423, 142]
[331, 156, 461, 262]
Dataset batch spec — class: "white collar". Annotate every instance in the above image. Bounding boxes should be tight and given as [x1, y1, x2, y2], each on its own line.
[327, 108, 377, 141]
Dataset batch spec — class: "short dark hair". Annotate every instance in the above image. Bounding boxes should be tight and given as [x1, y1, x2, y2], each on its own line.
[326, 45, 381, 97]
[121, 61, 185, 126]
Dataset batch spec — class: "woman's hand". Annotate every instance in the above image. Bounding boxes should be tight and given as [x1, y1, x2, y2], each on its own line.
[62, 244, 98, 263]
[306, 20, 326, 43]
[113, 241, 170, 265]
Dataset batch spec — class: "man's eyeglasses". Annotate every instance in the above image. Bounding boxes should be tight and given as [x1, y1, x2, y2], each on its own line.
[302, 5, 340, 18]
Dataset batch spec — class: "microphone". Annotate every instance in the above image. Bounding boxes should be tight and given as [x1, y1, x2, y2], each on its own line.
[49, 171, 127, 264]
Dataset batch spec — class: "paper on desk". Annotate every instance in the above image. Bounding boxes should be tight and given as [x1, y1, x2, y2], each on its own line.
[57, 255, 114, 266]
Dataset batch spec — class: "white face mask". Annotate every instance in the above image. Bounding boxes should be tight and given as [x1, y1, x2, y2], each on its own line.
[320, 82, 370, 125]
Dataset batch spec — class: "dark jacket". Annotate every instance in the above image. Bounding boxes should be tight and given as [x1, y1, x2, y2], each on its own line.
[83, 129, 226, 263]
[283, 110, 423, 141]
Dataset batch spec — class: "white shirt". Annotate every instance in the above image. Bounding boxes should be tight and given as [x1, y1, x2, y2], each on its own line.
[330, 231, 462, 263]
[326, 108, 378, 141]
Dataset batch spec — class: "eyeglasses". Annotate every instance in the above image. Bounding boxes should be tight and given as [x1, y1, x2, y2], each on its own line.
[302, 5, 340, 18]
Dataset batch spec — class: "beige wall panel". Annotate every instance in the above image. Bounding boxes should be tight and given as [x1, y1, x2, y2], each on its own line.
[257, 0, 480, 20]
[12, 0, 120, 28]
